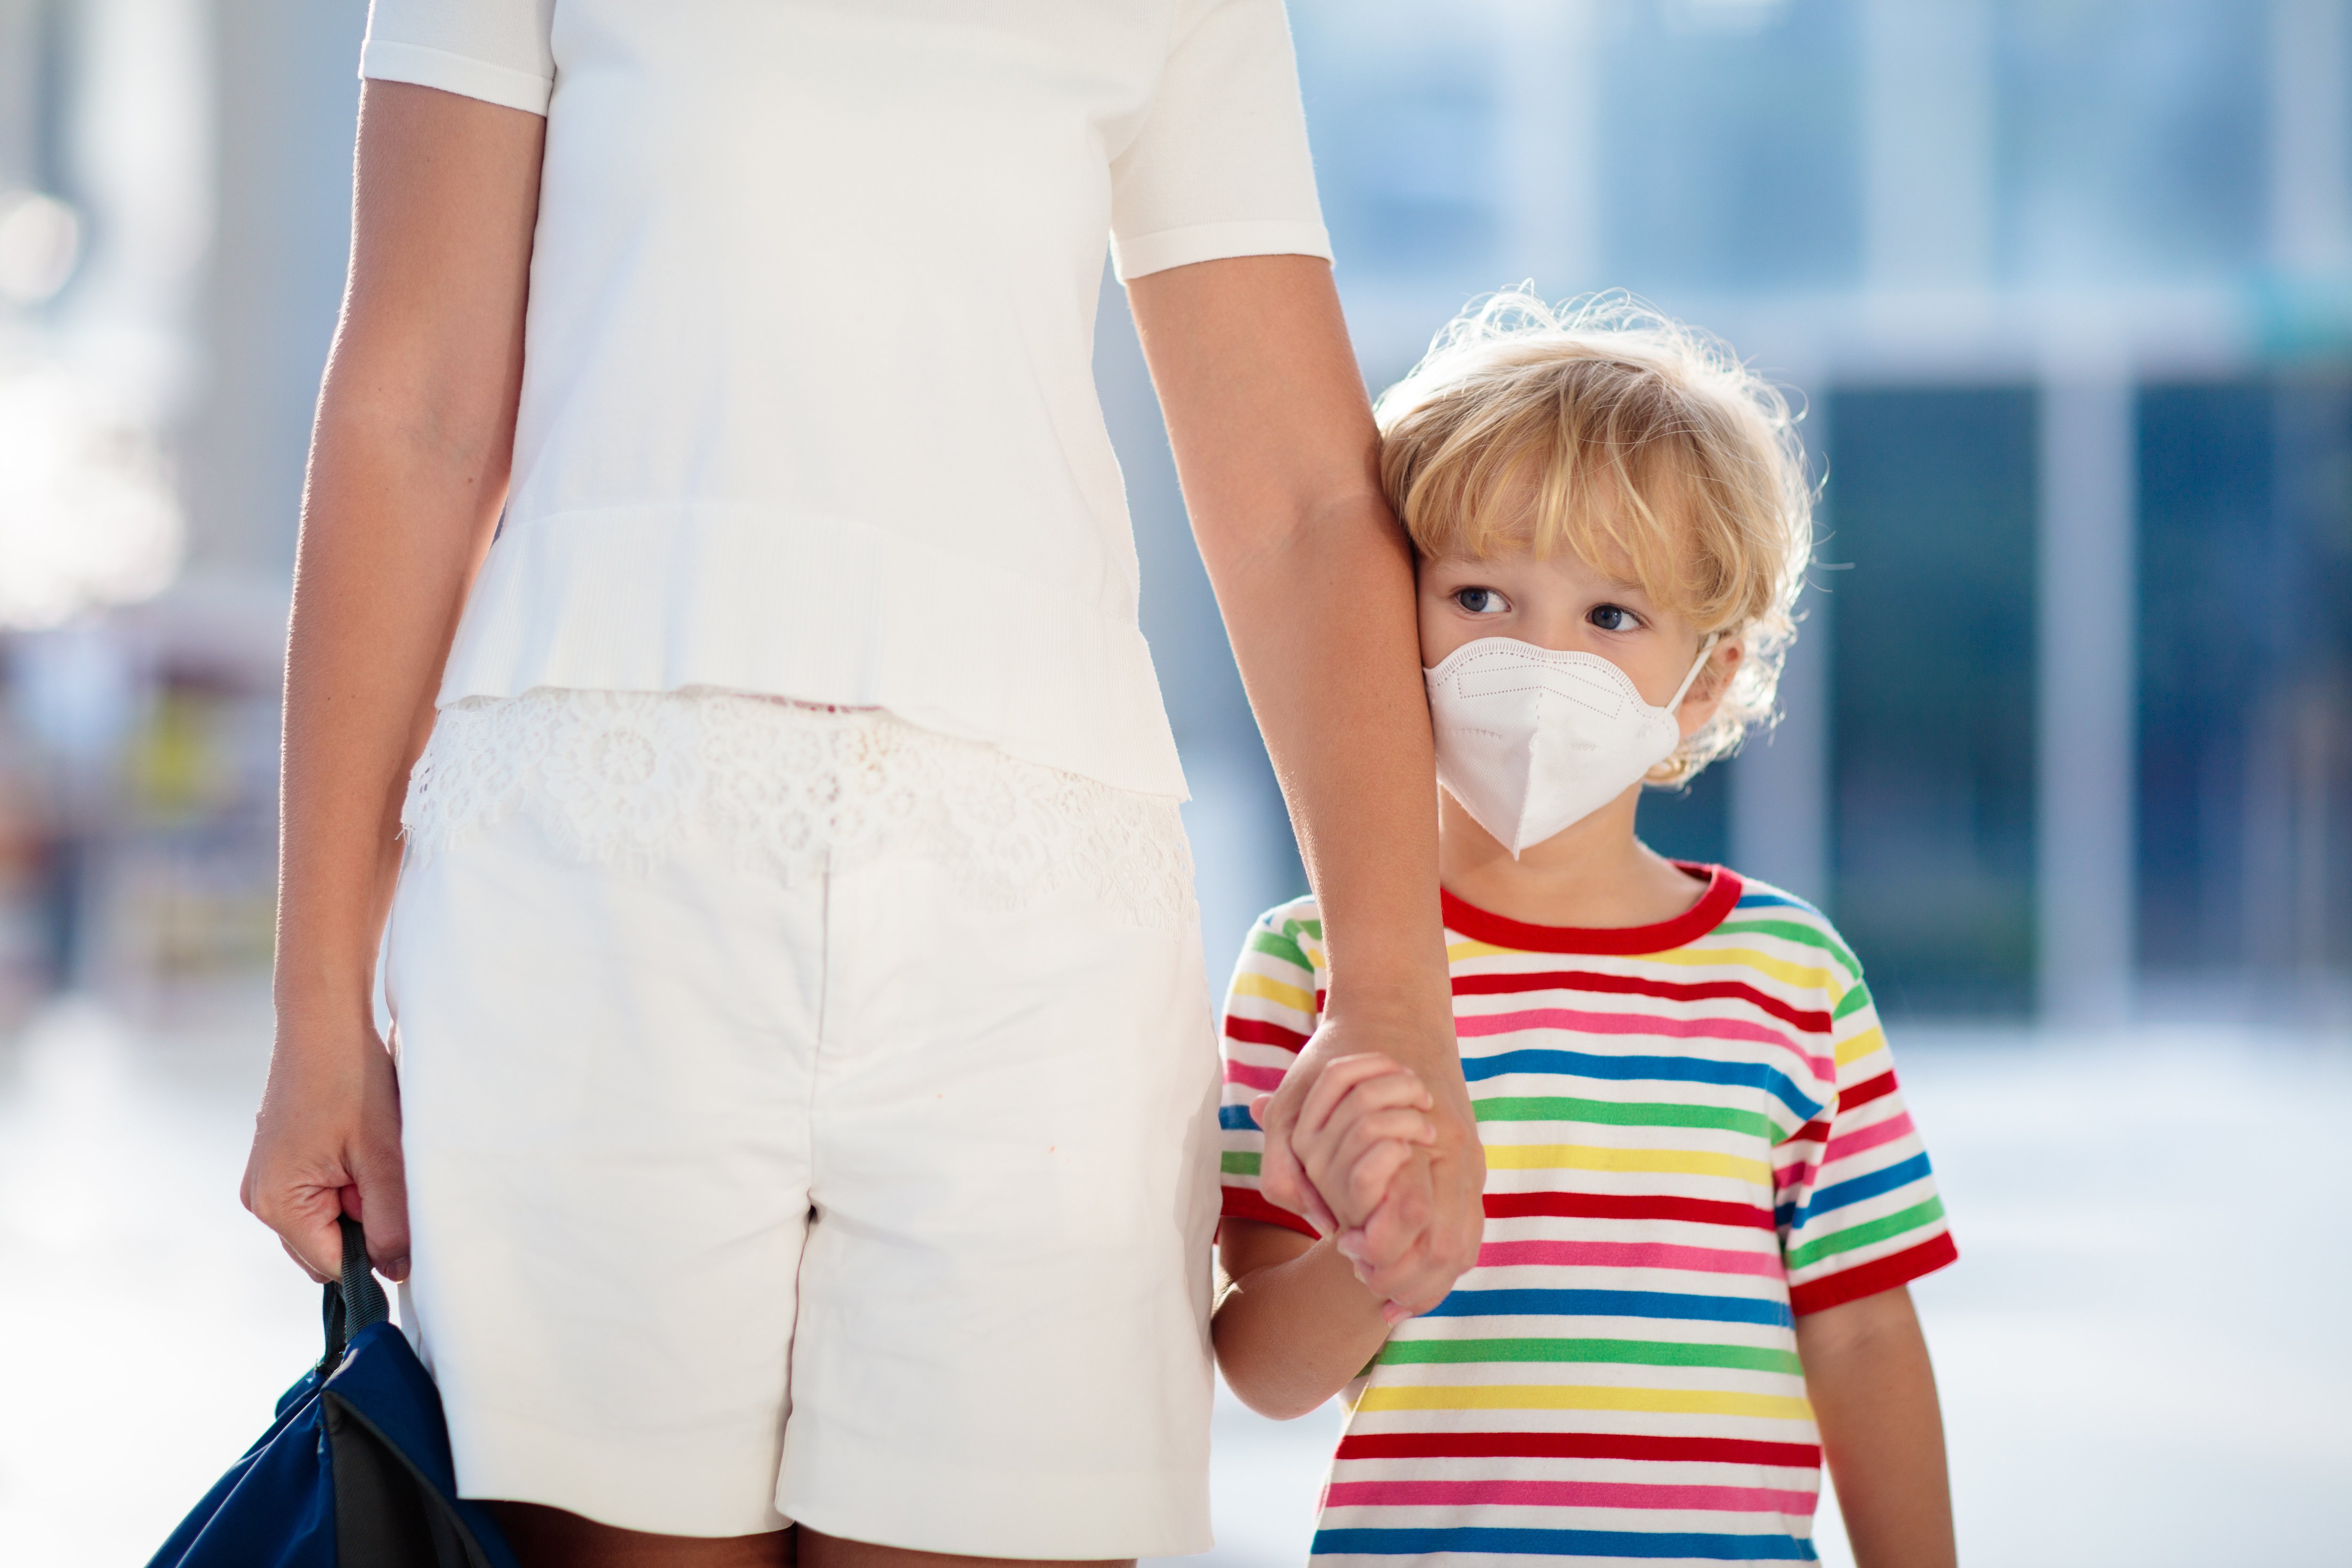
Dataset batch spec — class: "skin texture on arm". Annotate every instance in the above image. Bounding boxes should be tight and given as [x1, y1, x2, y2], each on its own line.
[1125, 256, 1483, 1315]
[1794, 1287, 1958, 1568]
[241, 80, 545, 1284]
[1213, 1218, 1394, 1420]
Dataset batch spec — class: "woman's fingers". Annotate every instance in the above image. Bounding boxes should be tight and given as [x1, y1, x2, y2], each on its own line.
[1294, 1052, 1417, 1143]
[1291, 1066, 1437, 1232]
[244, 1162, 353, 1283]
[1252, 1076, 1327, 1229]
[242, 1027, 413, 1283]
[1334, 1134, 1424, 1223]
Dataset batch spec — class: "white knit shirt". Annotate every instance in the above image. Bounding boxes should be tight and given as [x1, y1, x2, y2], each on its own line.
[360, 0, 1332, 797]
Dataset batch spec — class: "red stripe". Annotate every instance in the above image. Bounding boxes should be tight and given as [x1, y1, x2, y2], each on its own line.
[1335, 1431, 1820, 1469]
[1780, 1117, 1831, 1146]
[1321, 1478, 1820, 1515]
[1219, 1186, 1319, 1241]
[1483, 1190, 1774, 1232]
[1443, 865, 1742, 955]
[1223, 1015, 1308, 1053]
[1837, 1068, 1899, 1112]
[1453, 969, 1830, 1036]
[1788, 1232, 1958, 1316]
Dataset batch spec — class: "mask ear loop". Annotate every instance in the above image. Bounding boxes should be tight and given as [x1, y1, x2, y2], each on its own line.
[1665, 633, 1721, 714]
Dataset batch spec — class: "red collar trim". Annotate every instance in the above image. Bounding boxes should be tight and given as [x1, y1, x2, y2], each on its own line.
[1441, 862, 1744, 955]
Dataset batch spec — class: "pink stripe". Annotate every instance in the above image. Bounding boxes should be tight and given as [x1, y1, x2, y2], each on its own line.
[1323, 1479, 1819, 1514]
[1223, 1062, 1287, 1090]
[1455, 1006, 1798, 1054]
[1823, 1110, 1915, 1164]
[1476, 1238, 1783, 1278]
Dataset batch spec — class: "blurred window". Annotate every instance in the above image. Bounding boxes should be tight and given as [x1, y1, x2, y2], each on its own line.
[1828, 388, 2039, 1014]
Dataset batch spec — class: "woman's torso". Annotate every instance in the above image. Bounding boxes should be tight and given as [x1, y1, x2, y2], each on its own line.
[359, 0, 1329, 796]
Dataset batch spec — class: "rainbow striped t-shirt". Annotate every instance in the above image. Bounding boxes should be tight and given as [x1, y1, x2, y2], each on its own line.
[1217, 866, 1956, 1566]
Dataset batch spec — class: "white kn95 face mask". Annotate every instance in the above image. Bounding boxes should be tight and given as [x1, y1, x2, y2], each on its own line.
[1425, 635, 1718, 856]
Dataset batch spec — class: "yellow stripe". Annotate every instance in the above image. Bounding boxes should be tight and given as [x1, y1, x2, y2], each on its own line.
[1638, 945, 1846, 1003]
[1355, 1383, 1813, 1420]
[1232, 971, 1316, 1016]
[1834, 1024, 1888, 1068]
[1483, 1143, 1772, 1186]
[1447, 940, 1523, 962]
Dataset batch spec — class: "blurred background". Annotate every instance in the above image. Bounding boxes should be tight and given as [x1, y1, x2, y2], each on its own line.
[1, 0, 2347, 1563]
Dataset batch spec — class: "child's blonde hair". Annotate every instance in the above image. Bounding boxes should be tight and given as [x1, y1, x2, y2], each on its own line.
[1375, 288, 1814, 782]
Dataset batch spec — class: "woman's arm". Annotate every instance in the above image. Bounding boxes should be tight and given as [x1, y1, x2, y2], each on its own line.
[241, 81, 544, 1283]
[1794, 1287, 1958, 1568]
[1127, 255, 1483, 1316]
[1214, 1219, 1393, 1419]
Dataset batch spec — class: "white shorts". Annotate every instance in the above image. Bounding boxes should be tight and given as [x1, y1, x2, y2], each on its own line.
[383, 690, 1220, 1554]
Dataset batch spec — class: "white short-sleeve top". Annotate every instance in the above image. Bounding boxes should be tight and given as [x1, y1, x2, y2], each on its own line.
[359, 0, 1332, 798]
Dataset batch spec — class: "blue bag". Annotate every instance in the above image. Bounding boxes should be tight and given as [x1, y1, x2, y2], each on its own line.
[146, 1218, 519, 1568]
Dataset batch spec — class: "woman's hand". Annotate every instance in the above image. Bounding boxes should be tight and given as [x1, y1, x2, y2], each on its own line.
[1259, 1051, 1435, 1233]
[241, 1020, 409, 1282]
[1254, 1019, 1484, 1319]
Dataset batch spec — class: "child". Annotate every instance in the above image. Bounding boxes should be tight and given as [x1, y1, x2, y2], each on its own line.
[1214, 292, 1959, 1567]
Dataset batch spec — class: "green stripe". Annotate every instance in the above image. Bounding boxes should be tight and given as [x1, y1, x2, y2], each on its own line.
[1714, 918, 1861, 981]
[1281, 916, 1323, 944]
[1786, 1196, 1945, 1270]
[1248, 928, 1311, 972]
[1832, 981, 1875, 1020]
[1377, 1337, 1804, 1377]
[1220, 1150, 1262, 1177]
[1473, 1096, 1776, 1142]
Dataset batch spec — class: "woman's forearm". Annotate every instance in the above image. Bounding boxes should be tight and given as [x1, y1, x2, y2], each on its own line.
[244, 83, 543, 1282]
[1127, 255, 1454, 1064]
[274, 81, 544, 1037]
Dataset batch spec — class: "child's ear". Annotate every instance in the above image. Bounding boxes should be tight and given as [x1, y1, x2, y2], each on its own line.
[1678, 638, 1743, 734]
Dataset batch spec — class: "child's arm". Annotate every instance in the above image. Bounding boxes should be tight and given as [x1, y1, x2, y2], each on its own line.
[1216, 1053, 1439, 1417]
[1214, 1219, 1392, 1419]
[1794, 1286, 1956, 1568]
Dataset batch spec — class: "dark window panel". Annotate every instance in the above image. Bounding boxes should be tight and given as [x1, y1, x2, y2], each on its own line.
[1827, 388, 2039, 1016]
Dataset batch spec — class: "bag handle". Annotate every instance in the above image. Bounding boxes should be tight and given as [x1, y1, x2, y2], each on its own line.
[318, 1214, 392, 1376]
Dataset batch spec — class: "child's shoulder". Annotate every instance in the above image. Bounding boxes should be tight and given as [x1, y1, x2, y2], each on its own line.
[1234, 894, 1326, 974]
[1715, 868, 1868, 993]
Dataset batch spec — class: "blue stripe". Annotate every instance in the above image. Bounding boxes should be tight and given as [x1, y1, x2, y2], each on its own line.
[1731, 893, 1816, 921]
[1422, 1287, 1794, 1329]
[1314, 1527, 1817, 1560]
[1461, 1048, 1824, 1124]
[1217, 1104, 1260, 1131]
[1788, 1152, 1933, 1227]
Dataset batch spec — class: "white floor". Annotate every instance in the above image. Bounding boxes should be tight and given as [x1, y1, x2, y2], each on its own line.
[2, 998, 2346, 1566]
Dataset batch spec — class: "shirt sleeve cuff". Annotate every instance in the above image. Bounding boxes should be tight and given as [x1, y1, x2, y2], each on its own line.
[360, 40, 553, 117]
[1788, 1231, 1958, 1316]
[1112, 219, 1334, 281]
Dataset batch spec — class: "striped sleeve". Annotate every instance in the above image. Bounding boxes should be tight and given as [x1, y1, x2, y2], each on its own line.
[1216, 899, 1325, 1240]
[1778, 970, 1957, 1315]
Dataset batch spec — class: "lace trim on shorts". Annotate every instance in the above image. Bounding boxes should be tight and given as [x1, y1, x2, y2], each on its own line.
[400, 686, 1197, 932]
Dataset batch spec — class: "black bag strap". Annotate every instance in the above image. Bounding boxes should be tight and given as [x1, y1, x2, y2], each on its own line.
[319, 1214, 393, 1376]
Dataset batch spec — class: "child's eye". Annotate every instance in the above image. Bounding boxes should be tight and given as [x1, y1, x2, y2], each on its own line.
[1454, 587, 1509, 615]
[1589, 604, 1642, 632]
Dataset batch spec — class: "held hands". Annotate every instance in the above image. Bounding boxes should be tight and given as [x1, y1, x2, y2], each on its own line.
[240, 1018, 411, 1286]
[1252, 1022, 1484, 1322]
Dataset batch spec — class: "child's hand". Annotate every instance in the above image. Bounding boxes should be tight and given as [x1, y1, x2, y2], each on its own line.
[1254, 1051, 1437, 1243]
